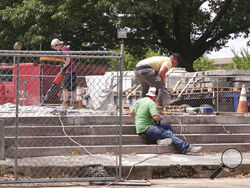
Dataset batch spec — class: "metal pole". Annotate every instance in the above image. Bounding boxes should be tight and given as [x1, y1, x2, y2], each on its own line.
[118, 39, 124, 179]
[14, 56, 20, 180]
[216, 79, 219, 111]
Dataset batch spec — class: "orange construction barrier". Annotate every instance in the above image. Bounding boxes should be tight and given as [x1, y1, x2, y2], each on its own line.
[237, 84, 248, 113]
[76, 86, 83, 108]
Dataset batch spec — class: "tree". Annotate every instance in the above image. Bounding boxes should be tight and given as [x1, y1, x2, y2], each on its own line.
[108, 48, 161, 71]
[193, 55, 217, 71]
[109, 0, 250, 71]
[51, 0, 118, 50]
[0, 0, 249, 71]
[0, 0, 60, 50]
[224, 49, 250, 70]
[0, 0, 118, 50]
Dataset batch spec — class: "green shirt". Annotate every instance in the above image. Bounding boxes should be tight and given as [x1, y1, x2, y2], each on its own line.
[132, 97, 159, 134]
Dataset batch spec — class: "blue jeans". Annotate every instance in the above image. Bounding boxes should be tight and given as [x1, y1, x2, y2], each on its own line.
[144, 124, 189, 153]
[135, 68, 169, 106]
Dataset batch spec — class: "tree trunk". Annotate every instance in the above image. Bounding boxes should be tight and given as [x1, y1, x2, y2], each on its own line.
[178, 52, 195, 72]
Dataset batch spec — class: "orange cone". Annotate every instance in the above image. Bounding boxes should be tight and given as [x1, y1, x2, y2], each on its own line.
[76, 86, 83, 108]
[237, 84, 248, 113]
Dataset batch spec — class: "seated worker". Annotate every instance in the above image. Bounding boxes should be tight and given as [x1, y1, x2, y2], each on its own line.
[134, 53, 180, 108]
[129, 87, 201, 154]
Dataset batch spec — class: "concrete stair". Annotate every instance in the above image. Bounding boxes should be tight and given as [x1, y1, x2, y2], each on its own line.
[3, 115, 250, 157]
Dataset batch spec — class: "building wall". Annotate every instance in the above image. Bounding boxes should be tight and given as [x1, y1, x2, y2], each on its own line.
[210, 57, 234, 69]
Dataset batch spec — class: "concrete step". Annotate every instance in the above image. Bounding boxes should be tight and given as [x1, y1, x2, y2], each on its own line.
[4, 124, 250, 136]
[5, 125, 121, 136]
[4, 116, 127, 126]
[173, 124, 250, 134]
[4, 145, 176, 158]
[5, 143, 250, 158]
[179, 133, 250, 143]
[3, 115, 250, 126]
[5, 135, 146, 147]
[2, 115, 250, 158]
[5, 133, 250, 147]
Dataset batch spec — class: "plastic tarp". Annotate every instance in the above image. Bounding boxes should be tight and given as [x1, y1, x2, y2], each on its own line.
[85, 73, 117, 111]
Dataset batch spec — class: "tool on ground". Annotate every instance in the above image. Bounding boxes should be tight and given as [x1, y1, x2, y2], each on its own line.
[41, 68, 66, 105]
[185, 107, 214, 114]
[50, 109, 67, 115]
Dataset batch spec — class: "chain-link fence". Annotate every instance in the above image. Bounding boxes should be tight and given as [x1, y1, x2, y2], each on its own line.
[0, 49, 123, 183]
[121, 68, 250, 113]
[1, 48, 250, 184]
[165, 68, 250, 113]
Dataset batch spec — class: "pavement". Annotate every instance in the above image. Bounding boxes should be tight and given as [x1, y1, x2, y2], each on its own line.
[0, 152, 250, 187]
[1, 177, 250, 188]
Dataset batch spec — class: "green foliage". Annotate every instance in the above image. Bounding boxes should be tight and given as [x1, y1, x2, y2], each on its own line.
[108, 49, 139, 71]
[144, 49, 161, 59]
[0, 0, 117, 50]
[0, 0, 249, 72]
[224, 49, 250, 70]
[193, 55, 217, 71]
[108, 48, 161, 71]
[0, 0, 59, 50]
[107, 0, 250, 71]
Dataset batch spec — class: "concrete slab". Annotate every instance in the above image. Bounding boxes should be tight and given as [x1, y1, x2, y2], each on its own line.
[1, 178, 250, 188]
[0, 152, 250, 180]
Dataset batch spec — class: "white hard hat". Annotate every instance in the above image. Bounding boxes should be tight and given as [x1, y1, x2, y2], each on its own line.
[145, 87, 157, 97]
[51, 38, 63, 47]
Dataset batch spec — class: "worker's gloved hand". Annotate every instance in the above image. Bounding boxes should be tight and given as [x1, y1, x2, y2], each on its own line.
[154, 115, 163, 125]
[154, 120, 161, 125]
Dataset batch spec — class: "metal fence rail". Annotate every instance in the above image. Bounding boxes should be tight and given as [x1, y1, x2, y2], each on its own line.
[0, 50, 123, 184]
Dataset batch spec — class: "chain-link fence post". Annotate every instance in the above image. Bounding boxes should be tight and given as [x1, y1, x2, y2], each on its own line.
[13, 42, 22, 181]
[118, 40, 124, 180]
[117, 29, 127, 180]
[216, 78, 219, 111]
[14, 54, 20, 181]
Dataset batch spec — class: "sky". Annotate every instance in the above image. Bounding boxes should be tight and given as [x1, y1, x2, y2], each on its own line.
[200, 2, 249, 59]
[206, 36, 249, 59]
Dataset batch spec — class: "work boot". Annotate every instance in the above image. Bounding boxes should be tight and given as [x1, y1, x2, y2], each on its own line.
[59, 102, 69, 109]
[72, 102, 79, 109]
[156, 138, 172, 145]
[184, 146, 202, 154]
